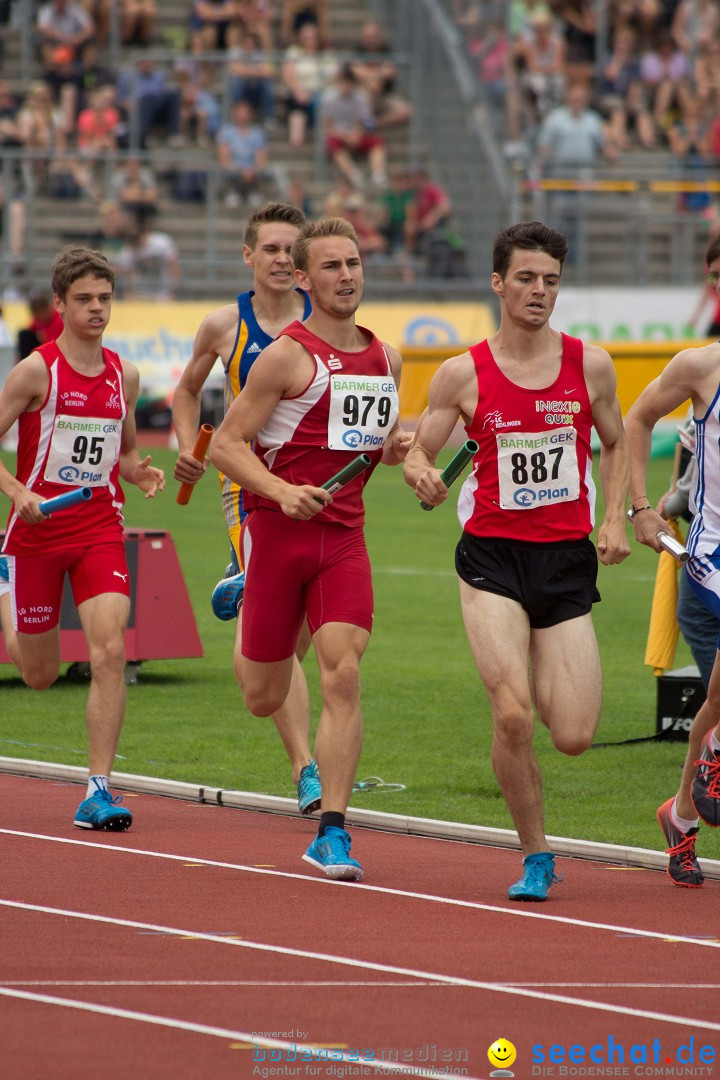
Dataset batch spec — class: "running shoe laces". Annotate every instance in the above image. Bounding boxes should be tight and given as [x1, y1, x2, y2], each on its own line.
[693, 754, 720, 798]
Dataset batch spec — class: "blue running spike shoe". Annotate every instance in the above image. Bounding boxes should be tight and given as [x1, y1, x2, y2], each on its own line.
[657, 797, 703, 888]
[507, 852, 562, 901]
[74, 788, 133, 831]
[303, 826, 363, 881]
[0, 555, 8, 582]
[210, 571, 245, 621]
[691, 735, 720, 827]
[297, 760, 322, 815]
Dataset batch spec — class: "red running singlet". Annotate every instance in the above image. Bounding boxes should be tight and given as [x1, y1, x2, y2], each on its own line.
[244, 320, 399, 529]
[458, 334, 595, 542]
[4, 341, 128, 555]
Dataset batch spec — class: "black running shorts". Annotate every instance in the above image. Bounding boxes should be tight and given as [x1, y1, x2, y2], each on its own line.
[455, 533, 601, 629]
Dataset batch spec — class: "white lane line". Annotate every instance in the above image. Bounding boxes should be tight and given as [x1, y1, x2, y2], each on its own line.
[2, 899, 720, 1033]
[1, 828, 718, 951]
[1, 979, 448, 988]
[4, 980, 720, 990]
[0, 987, 482, 1080]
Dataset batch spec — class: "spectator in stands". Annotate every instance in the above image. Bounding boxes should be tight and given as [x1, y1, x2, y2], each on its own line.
[117, 223, 181, 300]
[242, 0, 275, 51]
[468, 17, 520, 140]
[667, 97, 715, 219]
[188, 0, 243, 51]
[176, 65, 221, 145]
[339, 193, 388, 258]
[600, 25, 656, 150]
[73, 83, 121, 199]
[640, 31, 690, 135]
[351, 20, 412, 129]
[537, 79, 616, 169]
[215, 99, 268, 207]
[404, 165, 455, 272]
[671, 0, 718, 55]
[537, 80, 616, 261]
[81, 0, 156, 44]
[553, 0, 597, 85]
[515, 9, 566, 125]
[0, 80, 21, 148]
[109, 156, 158, 227]
[508, 0, 553, 38]
[280, 0, 330, 47]
[117, 58, 182, 149]
[37, 0, 95, 134]
[321, 65, 387, 189]
[228, 27, 277, 126]
[281, 20, 338, 149]
[379, 169, 415, 254]
[611, 0, 665, 51]
[693, 37, 720, 114]
[121, 0, 157, 45]
[93, 202, 133, 289]
[0, 178, 24, 260]
[16, 80, 64, 192]
[17, 292, 64, 361]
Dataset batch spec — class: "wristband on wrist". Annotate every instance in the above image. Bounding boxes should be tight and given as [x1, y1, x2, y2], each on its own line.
[627, 504, 653, 519]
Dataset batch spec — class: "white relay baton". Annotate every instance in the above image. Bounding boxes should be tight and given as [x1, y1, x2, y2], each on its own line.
[656, 530, 690, 563]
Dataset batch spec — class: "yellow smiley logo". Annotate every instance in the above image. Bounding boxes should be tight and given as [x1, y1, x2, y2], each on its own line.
[488, 1039, 517, 1070]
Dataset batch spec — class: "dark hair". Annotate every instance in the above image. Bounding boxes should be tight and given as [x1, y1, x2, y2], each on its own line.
[492, 221, 568, 278]
[706, 231, 720, 268]
[51, 246, 115, 301]
[292, 217, 359, 273]
[243, 202, 307, 248]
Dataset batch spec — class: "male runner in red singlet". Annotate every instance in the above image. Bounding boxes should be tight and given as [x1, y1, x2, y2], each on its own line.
[211, 218, 411, 880]
[172, 203, 322, 816]
[404, 221, 630, 901]
[0, 247, 165, 831]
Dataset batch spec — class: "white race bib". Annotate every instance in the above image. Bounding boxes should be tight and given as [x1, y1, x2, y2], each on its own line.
[327, 373, 399, 452]
[44, 414, 122, 487]
[496, 428, 579, 510]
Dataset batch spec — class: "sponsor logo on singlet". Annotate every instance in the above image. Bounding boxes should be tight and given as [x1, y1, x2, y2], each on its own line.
[536, 399, 581, 426]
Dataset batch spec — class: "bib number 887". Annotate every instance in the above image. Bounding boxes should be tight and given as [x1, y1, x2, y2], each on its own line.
[510, 447, 563, 485]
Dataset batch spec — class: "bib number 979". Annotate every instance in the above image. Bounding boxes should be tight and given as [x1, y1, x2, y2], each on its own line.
[343, 394, 392, 429]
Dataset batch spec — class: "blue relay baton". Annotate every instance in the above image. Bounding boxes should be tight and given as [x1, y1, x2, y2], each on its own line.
[39, 487, 92, 516]
[419, 440, 479, 511]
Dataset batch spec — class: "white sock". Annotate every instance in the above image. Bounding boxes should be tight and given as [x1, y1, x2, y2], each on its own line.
[86, 774, 109, 799]
[709, 731, 720, 755]
[671, 797, 699, 833]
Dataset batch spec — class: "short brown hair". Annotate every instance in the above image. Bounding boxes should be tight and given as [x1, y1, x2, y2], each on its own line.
[243, 202, 307, 249]
[492, 221, 568, 278]
[51, 246, 115, 301]
[706, 231, 720, 269]
[292, 217, 359, 273]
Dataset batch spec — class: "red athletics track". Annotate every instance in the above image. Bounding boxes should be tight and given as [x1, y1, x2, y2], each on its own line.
[1, 773, 720, 1080]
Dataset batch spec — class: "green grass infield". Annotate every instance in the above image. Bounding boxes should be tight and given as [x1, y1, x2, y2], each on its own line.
[1, 447, 717, 859]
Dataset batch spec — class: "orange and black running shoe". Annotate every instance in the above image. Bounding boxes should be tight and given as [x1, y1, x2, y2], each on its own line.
[657, 797, 703, 888]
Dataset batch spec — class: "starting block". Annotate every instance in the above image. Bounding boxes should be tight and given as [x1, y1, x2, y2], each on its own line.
[0, 529, 203, 665]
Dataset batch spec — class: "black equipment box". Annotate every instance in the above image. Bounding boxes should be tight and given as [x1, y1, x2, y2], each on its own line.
[656, 665, 706, 741]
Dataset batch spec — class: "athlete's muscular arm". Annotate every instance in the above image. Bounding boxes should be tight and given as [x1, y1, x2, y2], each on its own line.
[210, 338, 332, 520]
[119, 362, 165, 498]
[625, 344, 717, 552]
[0, 353, 50, 523]
[585, 344, 631, 565]
[380, 346, 412, 465]
[403, 352, 473, 506]
[172, 305, 234, 485]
